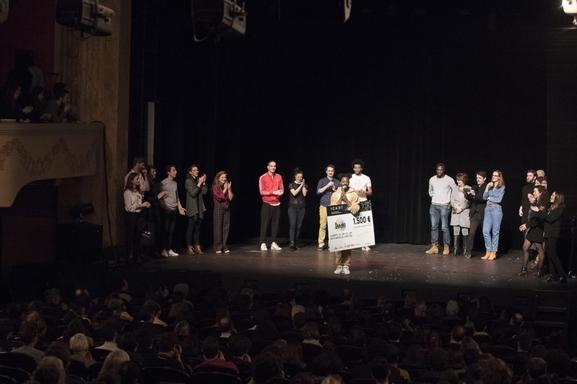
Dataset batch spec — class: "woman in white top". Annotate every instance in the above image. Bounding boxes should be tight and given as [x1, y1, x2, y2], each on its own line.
[124, 173, 150, 263]
[450, 173, 471, 257]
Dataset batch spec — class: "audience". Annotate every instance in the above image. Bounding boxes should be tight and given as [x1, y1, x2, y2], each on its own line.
[0, 279, 573, 384]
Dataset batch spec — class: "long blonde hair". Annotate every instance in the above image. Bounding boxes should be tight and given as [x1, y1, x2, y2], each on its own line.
[492, 170, 505, 188]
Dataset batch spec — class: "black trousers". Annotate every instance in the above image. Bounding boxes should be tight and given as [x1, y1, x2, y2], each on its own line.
[125, 211, 143, 259]
[162, 209, 178, 251]
[546, 237, 567, 279]
[186, 214, 203, 246]
[288, 206, 305, 244]
[468, 212, 484, 250]
[260, 204, 280, 244]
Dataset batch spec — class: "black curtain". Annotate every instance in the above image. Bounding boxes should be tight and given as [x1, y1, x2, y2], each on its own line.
[131, 0, 548, 250]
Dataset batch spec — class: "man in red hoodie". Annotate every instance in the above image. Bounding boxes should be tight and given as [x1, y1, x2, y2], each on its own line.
[259, 160, 284, 251]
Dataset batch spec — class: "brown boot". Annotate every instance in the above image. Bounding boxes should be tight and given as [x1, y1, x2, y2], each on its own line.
[442, 244, 450, 256]
[425, 244, 439, 255]
[186, 246, 196, 256]
[481, 251, 490, 260]
[194, 245, 204, 255]
[488, 251, 497, 261]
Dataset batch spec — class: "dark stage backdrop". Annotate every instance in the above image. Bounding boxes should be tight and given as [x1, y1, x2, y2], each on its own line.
[130, 1, 566, 251]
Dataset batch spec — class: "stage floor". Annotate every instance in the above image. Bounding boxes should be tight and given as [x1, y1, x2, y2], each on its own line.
[130, 244, 576, 302]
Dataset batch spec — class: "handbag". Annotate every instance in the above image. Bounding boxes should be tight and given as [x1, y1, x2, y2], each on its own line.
[140, 220, 155, 248]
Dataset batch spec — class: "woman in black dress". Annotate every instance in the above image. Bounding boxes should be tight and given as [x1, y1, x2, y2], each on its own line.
[518, 186, 547, 277]
[545, 191, 567, 283]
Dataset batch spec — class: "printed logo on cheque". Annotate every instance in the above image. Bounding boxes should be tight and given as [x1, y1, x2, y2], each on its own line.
[334, 219, 346, 231]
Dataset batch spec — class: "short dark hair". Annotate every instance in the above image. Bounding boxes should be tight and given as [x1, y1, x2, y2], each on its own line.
[326, 164, 335, 171]
[267, 160, 276, 166]
[351, 159, 364, 168]
[338, 173, 351, 181]
[476, 170, 487, 179]
[54, 88, 69, 100]
[165, 164, 176, 174]
[156, 332, 178, 353]
[202, 336, 221, 359]
[132, 157, 145, 167]
[187, 164, 199, 173]
[527, 169, 537, 175]
[436, 163, 446, 170]
[227, 334, 252, 357]
[100, 321, 119, 342]
[371, 358, 390, 382]
[45, 341, 71, 366]
[19, 321, 39, 345]
[293, 168, 303, 177]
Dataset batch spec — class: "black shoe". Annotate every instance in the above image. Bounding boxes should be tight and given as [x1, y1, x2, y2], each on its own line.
[546, 275, 555, 283]
[518, 267, 528, 277]
[453, 248, 460, 257]
[463, 249, 472, 259]
[559, 277, 568, 284]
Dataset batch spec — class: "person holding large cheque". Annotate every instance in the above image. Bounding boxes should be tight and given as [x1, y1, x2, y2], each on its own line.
[330, 174, 360, 275]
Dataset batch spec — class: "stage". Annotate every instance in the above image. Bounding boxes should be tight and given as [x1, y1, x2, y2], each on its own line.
[128, 243, 577, 305]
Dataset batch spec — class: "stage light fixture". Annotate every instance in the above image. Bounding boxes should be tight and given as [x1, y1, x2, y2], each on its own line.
[191, 0, 247, 41]
[56, 0, 115, 36]
[562, 0, 577, 26]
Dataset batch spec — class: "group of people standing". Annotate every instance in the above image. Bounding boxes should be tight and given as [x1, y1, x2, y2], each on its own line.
[122, 159, 234, 262]
[121, 158, 373, 264]
[426, 164, 567, 282]
[257, 159, 372, 253]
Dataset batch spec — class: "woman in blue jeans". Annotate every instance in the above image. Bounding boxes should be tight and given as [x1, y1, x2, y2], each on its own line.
[482, 170, 506, 261]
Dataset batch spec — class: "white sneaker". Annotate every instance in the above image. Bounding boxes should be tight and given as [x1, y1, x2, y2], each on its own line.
[334, 265, 343, 275]
[342, 265, 351, 275]
[168, 249, 179, 257]
[215, 250, 223, 254]
[260, 243, 268, 251]
[161, 250, 168, 258]
[270, 242, 282, 251]
[362, 246, 371, 251]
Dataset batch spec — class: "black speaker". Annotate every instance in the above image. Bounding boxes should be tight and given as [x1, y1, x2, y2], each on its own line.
[56, 222, 102, 265]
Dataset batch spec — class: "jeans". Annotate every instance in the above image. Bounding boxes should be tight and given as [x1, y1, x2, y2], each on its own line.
[430, 204, 450, 245]
[288, 206, 305, 244]
[186, 214, 202, 246]
[482, 205, 503, 252]
[260, 204, 280, 244]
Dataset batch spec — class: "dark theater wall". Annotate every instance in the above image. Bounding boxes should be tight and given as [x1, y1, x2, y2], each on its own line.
[0, 0, 56, 83]
[130, 1, 577, 250]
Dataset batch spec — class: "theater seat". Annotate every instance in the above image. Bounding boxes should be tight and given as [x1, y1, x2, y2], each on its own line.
[141, 366, 191, 384]
[0, 352, 37, 373]
[190, 371, 241, 384]
[0, 366, 31, 383]
[0, 375, 17, 384]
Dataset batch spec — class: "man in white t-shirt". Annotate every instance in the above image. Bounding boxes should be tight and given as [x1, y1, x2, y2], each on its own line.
[350, 159, 373, 251]
[426, 163, 458, 256]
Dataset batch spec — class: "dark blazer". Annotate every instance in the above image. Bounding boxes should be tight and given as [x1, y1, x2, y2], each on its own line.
[520, 183, 535, 223]
[185, 177, 207, 218]
[544, 206, 564, 238]
[467, 183, 488, 218]
[526, 207, 545, 243]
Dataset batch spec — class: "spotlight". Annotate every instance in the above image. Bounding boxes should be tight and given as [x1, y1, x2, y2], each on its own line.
[562, 0, 577, 26]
